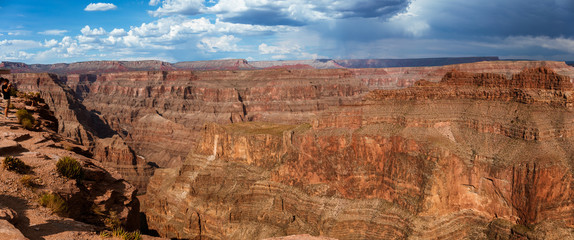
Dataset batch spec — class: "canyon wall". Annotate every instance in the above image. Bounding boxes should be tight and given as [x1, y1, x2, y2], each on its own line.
[3, 61, 574, 185]
[143, 65, 574, 239]
[2, 73, 155, 191]
[4, 60, 574, 239]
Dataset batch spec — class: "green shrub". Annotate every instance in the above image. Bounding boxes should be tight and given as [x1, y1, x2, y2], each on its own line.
[101, 227, 141, 240]
[15, 109, 36, 129]
[3, 156, 31, 174]
[56, 156, 83, 180]
[21, 118, 35, 130]
[39, 192, 68, 216]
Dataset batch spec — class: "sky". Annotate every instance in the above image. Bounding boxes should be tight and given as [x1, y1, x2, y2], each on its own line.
[1, 0, 573, 64]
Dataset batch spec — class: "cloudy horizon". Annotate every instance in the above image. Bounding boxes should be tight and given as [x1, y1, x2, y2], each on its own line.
[1, 0, 573, 64]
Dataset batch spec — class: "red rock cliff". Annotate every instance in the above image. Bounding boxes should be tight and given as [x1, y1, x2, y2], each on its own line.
[144, 65, 574, 239]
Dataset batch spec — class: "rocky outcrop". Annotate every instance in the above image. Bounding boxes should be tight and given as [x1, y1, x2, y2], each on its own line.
[3, 72, 156, 191]
[0, 96, 142, 237]
[92, 135, 156, 191]
[144, 66, 574, 239]
[7, 73, 104, 145]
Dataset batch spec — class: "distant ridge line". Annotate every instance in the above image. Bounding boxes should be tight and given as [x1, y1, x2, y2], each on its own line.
[0, 56, 507, 74]
[334, 56, 500, 68]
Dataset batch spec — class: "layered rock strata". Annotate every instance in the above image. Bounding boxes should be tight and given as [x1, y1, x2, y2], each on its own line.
[144, 66, 574, 239]
[1, 73, 155, 192]
[73, 61, 574, 169]
[3, 61, 574, 193]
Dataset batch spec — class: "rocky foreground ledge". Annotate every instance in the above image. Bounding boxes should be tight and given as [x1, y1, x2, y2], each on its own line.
[0, 97, 163, 239]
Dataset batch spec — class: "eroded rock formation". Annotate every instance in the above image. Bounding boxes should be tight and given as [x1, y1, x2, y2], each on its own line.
[4, 60, 574, 239]
[143, 66, 574, 239]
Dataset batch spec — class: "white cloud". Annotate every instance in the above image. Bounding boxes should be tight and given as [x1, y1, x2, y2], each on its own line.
[39, 29, 69, 36]
[258, 42, 323, 60]
[197, 35, 241, 52]
[7, 31, 30, 36]
[43, 39, 59, 48]
[0, 40, 41, 61]
[0, 39, 41, 48]
[259, 43, 293, 55]
[81, 26, 107, 36]
[110, 28, 127, 36]
[149, 0, 205, 17]
[84, 3, 118, 11]
[149, 0, 161, 6]
[77, 35, 100, 44]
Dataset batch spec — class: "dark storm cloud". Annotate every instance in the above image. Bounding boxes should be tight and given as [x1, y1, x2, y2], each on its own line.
[207, 0, 412, 26]
[223, 9, 307, 26]
[317, 0, 411, 18]
[418, 0, 574, 39]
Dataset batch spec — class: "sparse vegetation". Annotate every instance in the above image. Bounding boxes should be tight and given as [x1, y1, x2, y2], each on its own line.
[56, 156, 84, 180]
[21, 117, 35, 130]
[9, 86, 18, 98]
[100, 211, 141, 240]
[104, 211, 122, 229]
[18, 91, 42, 106]
[20, 175, 42, 189]
[3, 156, 31, 174]
[15, 109, 36, 130]
[99, 228, 142, 240]
[39, 192, 68, 216]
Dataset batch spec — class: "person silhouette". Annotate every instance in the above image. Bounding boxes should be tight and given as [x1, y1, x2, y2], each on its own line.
[1, 78, 13, 118]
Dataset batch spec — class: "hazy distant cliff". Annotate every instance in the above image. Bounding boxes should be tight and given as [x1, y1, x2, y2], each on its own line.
[2, 57, 500, 74]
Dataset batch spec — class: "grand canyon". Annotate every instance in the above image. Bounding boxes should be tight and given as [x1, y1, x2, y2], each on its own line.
[2, 57, 574, 239]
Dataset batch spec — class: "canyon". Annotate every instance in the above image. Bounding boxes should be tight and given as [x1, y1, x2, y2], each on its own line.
[2, 59, 574, 239]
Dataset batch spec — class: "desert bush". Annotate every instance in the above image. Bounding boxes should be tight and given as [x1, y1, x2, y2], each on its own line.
[19, 92, 42, 106]
[39, 192, 68, 216]
[20, 175, 41, 188]
[56, 156, 83, 180]
[15, 109, 36, 130]
[100, 211, 141, 240]
[20, 118, 35, 130]
[3, 156, 31, 174]
[104, 211, 122, 229]
[100, 227, 141, 240]
[9, 87, 18, 98]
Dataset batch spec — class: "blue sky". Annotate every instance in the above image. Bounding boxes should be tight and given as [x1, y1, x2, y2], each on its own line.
[1, 0, 573, 64]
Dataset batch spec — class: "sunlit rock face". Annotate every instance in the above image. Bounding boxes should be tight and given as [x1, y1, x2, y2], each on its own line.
[143, 64, 574, 239]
